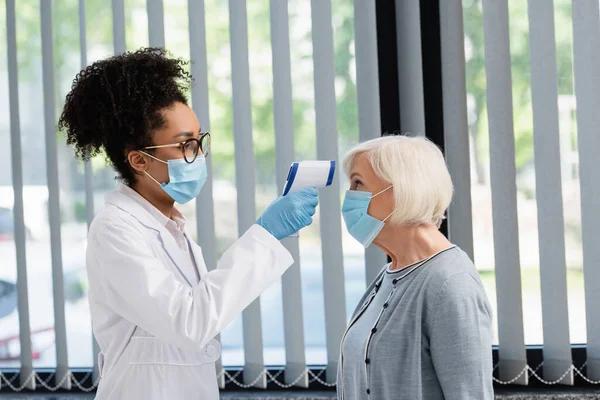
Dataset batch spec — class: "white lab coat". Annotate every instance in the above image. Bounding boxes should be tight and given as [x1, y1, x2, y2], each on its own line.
[87, 185, 293, 399]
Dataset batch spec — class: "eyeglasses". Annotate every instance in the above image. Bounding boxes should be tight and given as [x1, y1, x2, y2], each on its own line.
[143, 132, 211, 164]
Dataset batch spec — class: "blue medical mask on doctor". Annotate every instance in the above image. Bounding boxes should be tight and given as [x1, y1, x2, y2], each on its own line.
[141, 152, 208, 204]
[342, 186, 393, 247]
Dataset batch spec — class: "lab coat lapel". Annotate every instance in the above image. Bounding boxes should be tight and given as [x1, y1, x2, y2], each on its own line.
[185, 235, 208, 279]
[105, 188, 195, 286]
[154, 226, 196, 286]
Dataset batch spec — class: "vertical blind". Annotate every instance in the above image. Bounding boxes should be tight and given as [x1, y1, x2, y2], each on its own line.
[77, 0, 102, 385]
[571, 0, 600, 383]
[188, 0, 224, 388]
[5, 0, 34, 391]
[2, 0, 600, 392]
[41, 0, 70, 389]
[270, 0, 308, 388]
[228, 0, 267, 388]
[353, 0, 389, 286]
[526, 0, 572, 384]
[310, 0, 347, 383]
[480, 0, 528, 385]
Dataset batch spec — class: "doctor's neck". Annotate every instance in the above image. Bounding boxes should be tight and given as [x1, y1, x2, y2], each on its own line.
[374, 223, 452, 272]
[131, 182, 176, 218]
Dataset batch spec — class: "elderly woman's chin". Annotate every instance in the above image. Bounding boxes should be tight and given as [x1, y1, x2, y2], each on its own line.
[337, 135, 494, 400]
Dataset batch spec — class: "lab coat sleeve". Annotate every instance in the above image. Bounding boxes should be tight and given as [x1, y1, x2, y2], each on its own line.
[88, 217, 293, 350]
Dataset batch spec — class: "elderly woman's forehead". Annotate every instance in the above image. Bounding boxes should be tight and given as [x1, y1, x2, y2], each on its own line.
[353, 153, 371, 167]
[351, 153, 376, 175]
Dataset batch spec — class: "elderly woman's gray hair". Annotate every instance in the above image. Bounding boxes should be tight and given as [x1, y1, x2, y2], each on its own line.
[343, 135, 453, 227]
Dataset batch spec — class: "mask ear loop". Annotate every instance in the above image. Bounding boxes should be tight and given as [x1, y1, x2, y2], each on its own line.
[371, 185, 393, 198]
[139, 150, 168, 165]
[382, 210, 394, 223]
[144, 170, 163, 186]
[373, 185, 394, 223]
[138, 151, 167, 186]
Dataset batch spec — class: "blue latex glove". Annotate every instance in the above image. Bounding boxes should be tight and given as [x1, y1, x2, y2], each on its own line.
[256, 188, 319, 240]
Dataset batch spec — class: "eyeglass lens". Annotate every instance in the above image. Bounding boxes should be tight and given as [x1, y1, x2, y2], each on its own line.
[184, 140, 199, 163]
[200, 134, 211, 157]
[183, 134, 211, 163]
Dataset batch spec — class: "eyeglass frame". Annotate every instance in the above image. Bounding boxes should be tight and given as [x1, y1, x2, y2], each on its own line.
[142, 132, 211, 164]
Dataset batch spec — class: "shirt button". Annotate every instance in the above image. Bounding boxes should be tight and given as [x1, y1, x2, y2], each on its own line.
[383, 302, 389, 308]
[367, 389, 371, 394]
[365, 358, 370, 364]
[205, 344, 218, 358]
[371, 328, 378, 334]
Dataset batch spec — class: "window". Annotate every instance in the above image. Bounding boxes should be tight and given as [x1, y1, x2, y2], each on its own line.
[462, 0, 584, 347]
[0, 0, 368, 374]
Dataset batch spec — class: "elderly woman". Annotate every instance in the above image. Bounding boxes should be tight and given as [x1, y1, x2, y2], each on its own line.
[338, 135, 493, 400]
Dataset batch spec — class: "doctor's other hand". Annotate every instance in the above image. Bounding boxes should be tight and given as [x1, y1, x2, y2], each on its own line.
[256, 188, 319, 240]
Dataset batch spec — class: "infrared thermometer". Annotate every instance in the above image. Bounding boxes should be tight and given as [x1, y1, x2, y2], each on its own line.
[282, 160, 336, 237]
[282, 160, 336, 196]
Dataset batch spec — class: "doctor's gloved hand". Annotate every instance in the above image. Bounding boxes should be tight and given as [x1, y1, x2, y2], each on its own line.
[256, 188, 319, 240]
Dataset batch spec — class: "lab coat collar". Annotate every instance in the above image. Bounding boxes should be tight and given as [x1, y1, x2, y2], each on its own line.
[103, 184, 162, 230]
[119, 185, 188, 230]
[105, 184, 196, 286]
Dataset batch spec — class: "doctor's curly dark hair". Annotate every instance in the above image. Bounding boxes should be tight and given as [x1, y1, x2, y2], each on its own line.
[58, 47, 192, 185]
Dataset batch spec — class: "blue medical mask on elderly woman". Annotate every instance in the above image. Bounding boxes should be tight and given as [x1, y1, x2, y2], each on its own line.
[342, 186, 393, 247]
